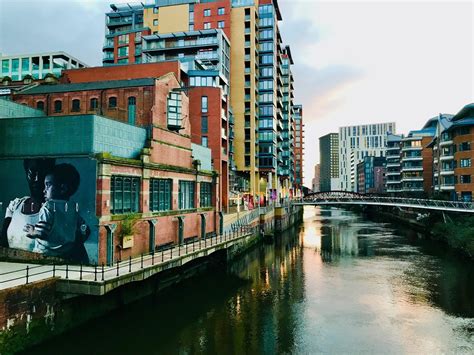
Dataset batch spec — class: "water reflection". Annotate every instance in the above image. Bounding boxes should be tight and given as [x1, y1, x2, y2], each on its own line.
[23, 206, 474, 354]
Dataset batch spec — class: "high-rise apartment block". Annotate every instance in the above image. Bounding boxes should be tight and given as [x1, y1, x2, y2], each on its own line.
[339, 122, 395, 191]
[319, 133, 339, 192]
[102, 0, 304, 205]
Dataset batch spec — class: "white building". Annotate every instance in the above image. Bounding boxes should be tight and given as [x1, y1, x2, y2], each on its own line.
[339, 122, 396, 191]
[1, 52, 87, 81]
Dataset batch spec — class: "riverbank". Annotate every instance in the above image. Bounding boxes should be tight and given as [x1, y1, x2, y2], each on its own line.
[359, 205, 474, 261]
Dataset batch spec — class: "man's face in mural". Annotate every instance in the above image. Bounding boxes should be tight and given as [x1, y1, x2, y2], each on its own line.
[24, 159, 55, 200]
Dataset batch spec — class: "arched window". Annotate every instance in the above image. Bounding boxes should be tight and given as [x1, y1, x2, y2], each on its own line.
[128, 96, 136, 125]
[36, 101, 45, 111]
[54, 100, 62, 113]
[90, 98, 98, 110]
[71, 99, 81, 112]
[108, 96, 117, 108]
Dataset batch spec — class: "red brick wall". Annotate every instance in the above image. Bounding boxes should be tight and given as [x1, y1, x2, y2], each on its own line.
[422, 137, 434, 194]
[188, 86, 229, 210]
[454, 127, 474, 197]
[194, 0, 231, 39]
[61, 62, 182, 84]
[14, 86, 155, 127]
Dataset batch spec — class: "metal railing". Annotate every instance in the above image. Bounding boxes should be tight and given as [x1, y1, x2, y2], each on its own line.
[295, 192, 474, 213]
[0, 225, 259, 289]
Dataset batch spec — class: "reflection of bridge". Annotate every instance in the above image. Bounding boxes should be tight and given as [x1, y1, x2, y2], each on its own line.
[294, 191, 474, 214]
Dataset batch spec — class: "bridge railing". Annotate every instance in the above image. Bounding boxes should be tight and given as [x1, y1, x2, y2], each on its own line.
[297, 195, 474, 211]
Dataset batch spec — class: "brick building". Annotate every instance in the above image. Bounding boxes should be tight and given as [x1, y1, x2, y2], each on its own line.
[6, 66, 221, 265]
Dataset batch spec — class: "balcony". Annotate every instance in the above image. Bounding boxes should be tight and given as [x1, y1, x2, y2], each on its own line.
[402, 156, 422, 161]
[439, 139, 453, 147]
[401, 166, 422, 172]
[386, 162, 400, 168]
[439, 155, 454, 161]
[386, 180, 401, 184]
[440, 184, 455, 191]
[401, 146, 422, 151]
[440, 169, 454, 176]
[386, 171, 400, 176]
[221, 128, 227, 140]
[401, 176, 423, 182]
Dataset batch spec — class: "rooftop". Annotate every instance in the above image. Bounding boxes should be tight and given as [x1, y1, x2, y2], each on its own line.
[18, 78, 156, 95]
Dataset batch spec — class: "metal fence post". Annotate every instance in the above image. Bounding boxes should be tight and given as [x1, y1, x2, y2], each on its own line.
[102, 263, 105, 281]
[141, 253, 144, 269]
[26, 266, 29, 284]
[152, 252, 155, 265]
[129, 256, 132, 272]
[80, 264, 83, 280]
[116, 260, 119, 276]
[66, 264, 69, 279]
[94, 264, 97, 282]
[53, 264, 56, 278]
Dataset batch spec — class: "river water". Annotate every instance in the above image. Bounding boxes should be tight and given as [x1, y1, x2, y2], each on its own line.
[25, 206, 474, 354]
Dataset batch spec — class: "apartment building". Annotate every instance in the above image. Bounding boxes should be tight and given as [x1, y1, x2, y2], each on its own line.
[1, 52, 87, 81]
[356, 156, 386, 194]
[319, 133, 339, 192]
[339, 122, 395, 192]
[294, 104, 304, 191]
[431, 105, 474, 201]
[400, 118, 436, 195]
[385, 134, 403, 193]
[102, 0, 301, 206]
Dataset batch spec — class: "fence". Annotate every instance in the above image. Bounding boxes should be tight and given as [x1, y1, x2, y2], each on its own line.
[0, 225, 258, 289]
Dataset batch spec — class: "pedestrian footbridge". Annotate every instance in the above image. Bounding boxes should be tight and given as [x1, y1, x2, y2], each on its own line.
[294, 191, 474, 214]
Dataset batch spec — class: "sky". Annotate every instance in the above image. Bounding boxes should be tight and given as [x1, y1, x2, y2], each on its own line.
[1, 0, 473, 187]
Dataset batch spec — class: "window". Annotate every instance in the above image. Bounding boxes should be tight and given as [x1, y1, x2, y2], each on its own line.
[153, 19, 158, 26]
[458, 127, 470, 135]
[201, 136, 208, 147]
[201, 116, 208, 133]
[90, 98, 98, 110]
[36, 101, 45, 111]
[117, 58, 129, 64]
[118, 34, 129, 44]
[218, 7, 225, 15]
[200, 182, 212, 207]
[11, 59, 19, 72]
[167, 92, 182, 130]
[153, 7, 158, 14]
[460, 158, 471, 168]
[111, 176, 140, 214]
[21, 58, 29, 72]
[118, 46, 129, 57]
[108, 96, 117, 108]
[1, 59, 9, 74]
[459, 142, 471, 151]
[54, 100, 62, 113]
[71, 99, 81, 112]
[204, 9, 211, 16]
[128, 96, 136, 125]
[204, 22, 211, 29]
[201, 96, 208, 113]
[150, 178, 172, 212]
[218, 21, 225, 28]
[179, 181, 195, 209]
[460, 175, 471, 184]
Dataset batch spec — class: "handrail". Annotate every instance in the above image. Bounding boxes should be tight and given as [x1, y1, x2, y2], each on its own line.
[0, 225, 259, 288]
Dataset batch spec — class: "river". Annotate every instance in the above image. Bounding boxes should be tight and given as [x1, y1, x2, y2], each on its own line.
[24, 206, 474, 354]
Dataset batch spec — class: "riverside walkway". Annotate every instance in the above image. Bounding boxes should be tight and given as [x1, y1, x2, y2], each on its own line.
[0, 210, 263, 294]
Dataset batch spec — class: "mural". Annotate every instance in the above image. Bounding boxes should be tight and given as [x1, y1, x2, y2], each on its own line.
[0, 158, 98, 264]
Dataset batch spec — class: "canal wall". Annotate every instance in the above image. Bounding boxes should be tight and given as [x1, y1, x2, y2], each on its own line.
[0, 205, 303, 354]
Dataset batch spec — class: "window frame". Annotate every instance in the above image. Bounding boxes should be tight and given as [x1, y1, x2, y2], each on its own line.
[150, 178, 172, 212]
[53, 100, 62, 113]
[200, 182, 212, 207]
[111, 176, 141, 214]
